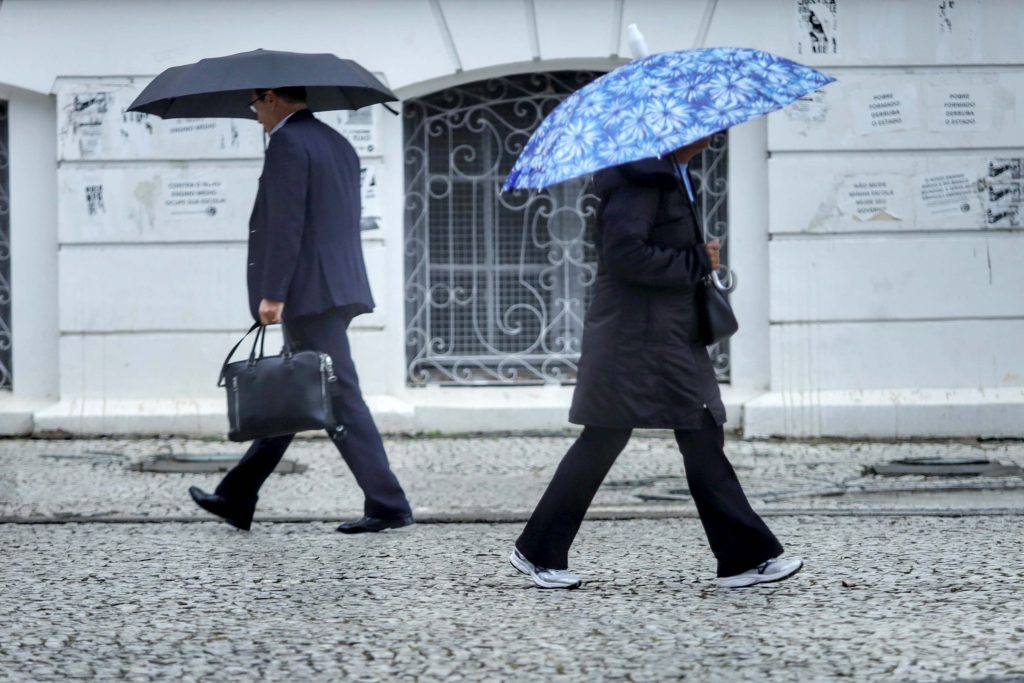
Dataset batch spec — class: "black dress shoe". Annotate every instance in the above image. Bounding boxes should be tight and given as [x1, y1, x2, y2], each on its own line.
[188, 486, 255, 531]
[335, 514, 414, 534]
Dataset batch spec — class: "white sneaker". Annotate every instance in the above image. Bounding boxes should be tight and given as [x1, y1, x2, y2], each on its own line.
[509, 547, 582, 589]
[717, 557, 804, 588]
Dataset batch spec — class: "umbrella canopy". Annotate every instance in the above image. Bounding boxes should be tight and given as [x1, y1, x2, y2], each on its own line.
[503, 47, 835, 191]
[127, 48, 397, 119]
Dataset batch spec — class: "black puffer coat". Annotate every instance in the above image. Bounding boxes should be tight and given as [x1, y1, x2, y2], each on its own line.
[568, 156, 727, 430]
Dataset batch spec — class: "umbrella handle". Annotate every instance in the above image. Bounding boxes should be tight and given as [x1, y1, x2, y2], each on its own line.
[710, 269, 737, 293]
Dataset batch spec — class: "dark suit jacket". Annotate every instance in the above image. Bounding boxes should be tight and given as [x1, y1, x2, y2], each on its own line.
[247, 108, 374, 321]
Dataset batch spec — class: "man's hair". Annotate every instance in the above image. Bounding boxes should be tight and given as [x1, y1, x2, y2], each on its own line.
[269, 86, 307, 103]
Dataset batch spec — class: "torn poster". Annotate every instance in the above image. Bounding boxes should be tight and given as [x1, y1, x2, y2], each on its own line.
[836, 174, 909, 222]
[56, 79, 259, 161]
[318, 107, 381, 157]
[785, 88, 830, 129]
[985, 158, 1024, 227]
[360, 163, 382, 231]
[796, 0, 839, 55]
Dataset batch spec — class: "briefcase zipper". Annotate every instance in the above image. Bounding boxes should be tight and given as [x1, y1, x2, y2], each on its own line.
[231, 376, 241, 428]
[322, 354, 337, 383]
[318, 355, 333, 423]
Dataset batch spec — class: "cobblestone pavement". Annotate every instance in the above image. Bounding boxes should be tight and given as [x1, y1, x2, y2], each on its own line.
[2, 436, 1023, 520]
[2, 516, 1023, 682]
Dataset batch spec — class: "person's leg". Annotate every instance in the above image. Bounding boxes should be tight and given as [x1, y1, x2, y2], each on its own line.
[292, 309, 411, 519]
[515, 426, 632, 569]
[214, 434, 295, 506]
[674, 410, 783, 577]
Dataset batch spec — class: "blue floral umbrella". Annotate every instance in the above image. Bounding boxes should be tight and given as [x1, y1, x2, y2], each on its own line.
[503, 47, 835, 191]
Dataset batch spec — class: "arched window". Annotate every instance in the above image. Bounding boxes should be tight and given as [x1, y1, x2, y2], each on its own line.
[403, 72, 730, 386]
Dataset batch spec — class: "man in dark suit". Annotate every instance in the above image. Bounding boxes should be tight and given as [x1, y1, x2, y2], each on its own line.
[189, 87, 413, 534]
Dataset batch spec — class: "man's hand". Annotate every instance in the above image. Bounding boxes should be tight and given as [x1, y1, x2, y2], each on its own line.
[705, 239, 721, 272]
[258, 298, 285, 325]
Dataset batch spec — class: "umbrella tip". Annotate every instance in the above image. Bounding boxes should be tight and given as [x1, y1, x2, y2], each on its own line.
[626, 24, 650, 59]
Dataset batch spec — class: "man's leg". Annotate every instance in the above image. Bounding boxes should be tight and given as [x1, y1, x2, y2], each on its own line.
[215, 434, 295, 505]
[674, 410, 783, 577]
[515, 426, 632, 569]
[188, 433, 294, 529]
[292, 309, 411, 519]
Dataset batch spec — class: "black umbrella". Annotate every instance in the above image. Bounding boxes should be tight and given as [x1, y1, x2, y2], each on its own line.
[127, 48, 397, 119]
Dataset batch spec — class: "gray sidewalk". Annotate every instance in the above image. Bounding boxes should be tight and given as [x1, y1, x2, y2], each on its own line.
[2, 434, 1024, 682]
[2, 434, 1023, 521]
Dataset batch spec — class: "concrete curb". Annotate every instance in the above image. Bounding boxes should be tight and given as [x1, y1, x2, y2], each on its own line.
[2, 506, 1023, 525]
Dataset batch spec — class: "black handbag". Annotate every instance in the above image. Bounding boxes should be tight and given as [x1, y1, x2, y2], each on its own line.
[218, 322, 344, 443]
[698, 275, 739, 346]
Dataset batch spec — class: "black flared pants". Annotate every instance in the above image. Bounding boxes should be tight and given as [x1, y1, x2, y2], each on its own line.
[515, 410, 782, 577]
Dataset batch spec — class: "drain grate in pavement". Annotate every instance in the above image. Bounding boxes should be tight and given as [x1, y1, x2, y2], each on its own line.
[866, 457, 1024, 477]
[127, 453, 307, 474]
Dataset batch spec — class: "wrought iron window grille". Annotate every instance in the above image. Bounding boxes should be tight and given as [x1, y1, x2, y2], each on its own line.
[403, 73, 730, 387]
[0, 101, 11, 390]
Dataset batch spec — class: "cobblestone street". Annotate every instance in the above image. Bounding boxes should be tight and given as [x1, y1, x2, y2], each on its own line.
[3, 435, 1024, 681]
[3, 517, 1023, 682]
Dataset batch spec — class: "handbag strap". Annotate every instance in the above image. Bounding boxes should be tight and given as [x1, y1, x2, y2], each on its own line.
[218, 322, 263, 387]
[671, 158, 738, 294]
[670, 158, 706, 246]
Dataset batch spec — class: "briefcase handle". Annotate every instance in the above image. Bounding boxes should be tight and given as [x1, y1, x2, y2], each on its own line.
[218, 322, 300, 387]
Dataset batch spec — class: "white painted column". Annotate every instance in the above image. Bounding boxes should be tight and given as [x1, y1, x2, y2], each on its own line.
[724, 117, 770, 397]
[0, 85, 60, 433]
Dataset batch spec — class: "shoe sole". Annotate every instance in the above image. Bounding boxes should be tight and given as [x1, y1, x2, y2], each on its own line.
[336, 518, 414, 534]
[718, 560, 804, 589]
[509, 552, 581, 590]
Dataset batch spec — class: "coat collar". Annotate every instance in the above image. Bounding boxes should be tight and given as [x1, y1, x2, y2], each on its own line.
[286, 108, 315, 123]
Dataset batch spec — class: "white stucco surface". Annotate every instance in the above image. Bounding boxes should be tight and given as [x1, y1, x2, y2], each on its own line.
[0, 0, 1021, 436]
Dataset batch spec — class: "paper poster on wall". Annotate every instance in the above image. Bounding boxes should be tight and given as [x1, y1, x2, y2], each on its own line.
[318, 106, 381, 157]
[836, 174, 909, 222]
[360, 163, 382, 231]
[796, 0, 839, 55]
[785, 88, 830, 130]
[850, 84, 920, 136]
[925, 83, 994, 132]
[985, 158, 1024, 228]
[56, 78, 263, 160]
[83, 180, 107, 217]
[59, 166, 261, 242]
[987, 158, 1022, 182]
[163, 178, 230, 219]
[913, 171, 981, 220]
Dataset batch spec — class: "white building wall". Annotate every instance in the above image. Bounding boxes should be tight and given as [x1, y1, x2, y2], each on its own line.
[0, 0, 1021, 437]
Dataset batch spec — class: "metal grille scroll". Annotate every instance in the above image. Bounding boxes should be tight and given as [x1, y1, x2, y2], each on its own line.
[689, 132, 731, 381]
[0, 101, 11, 390]
[403, 73, 730, 386]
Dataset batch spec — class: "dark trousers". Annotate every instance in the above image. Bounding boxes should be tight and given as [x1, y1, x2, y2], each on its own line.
[216, 307, 411, 519]
[515, 410, 782, 577]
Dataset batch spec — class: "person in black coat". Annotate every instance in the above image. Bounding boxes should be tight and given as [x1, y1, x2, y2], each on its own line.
[188, 87, 413, 534]
[509, 137, 802, 589]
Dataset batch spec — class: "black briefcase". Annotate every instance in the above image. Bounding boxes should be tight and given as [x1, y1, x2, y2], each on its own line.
[218, 322, 344, 443]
